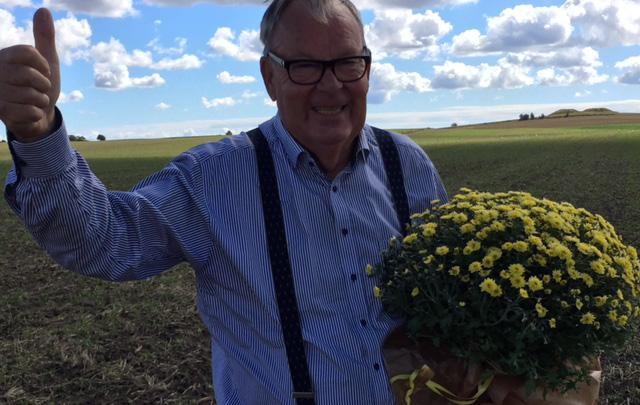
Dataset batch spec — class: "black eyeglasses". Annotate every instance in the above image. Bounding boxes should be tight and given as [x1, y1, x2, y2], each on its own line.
[266, 47, 372, 85]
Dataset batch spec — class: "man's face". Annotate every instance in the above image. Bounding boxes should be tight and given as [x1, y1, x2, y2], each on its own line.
[261, 2, 369, 155]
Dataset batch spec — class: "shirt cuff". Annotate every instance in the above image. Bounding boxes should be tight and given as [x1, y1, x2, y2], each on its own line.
[10, 114, 75, 179]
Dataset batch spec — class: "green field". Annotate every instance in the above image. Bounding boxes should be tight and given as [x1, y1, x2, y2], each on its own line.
[1, 125, 639, 403]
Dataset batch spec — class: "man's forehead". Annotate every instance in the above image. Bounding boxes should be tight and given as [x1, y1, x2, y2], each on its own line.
[270, 2, 363, 55]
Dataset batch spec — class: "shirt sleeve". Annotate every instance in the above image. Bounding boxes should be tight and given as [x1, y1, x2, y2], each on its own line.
[395, 138, 449, 214]
[3, 114, 211, 282]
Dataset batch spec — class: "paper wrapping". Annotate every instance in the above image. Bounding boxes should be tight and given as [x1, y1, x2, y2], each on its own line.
[383, 328, 601, 405]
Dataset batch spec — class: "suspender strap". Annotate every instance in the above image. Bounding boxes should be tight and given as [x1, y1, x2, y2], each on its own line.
[371, 127, 411, 233]
[246, 128, 315, 405]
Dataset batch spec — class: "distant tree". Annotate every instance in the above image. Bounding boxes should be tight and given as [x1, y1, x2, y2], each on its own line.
[1, 139, 6, 143]
[530, 112, 535, 119]
[68, 134, 77, 141]
[565, 112, 569, 118]
[97, 134, 106, 141]
[225, 130, 233, 136]
[540, 114, 545, 119]
[451, 122, 458, 127]
[519, 113, 529, 121]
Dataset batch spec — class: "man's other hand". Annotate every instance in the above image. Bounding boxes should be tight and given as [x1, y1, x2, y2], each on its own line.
[0, 8, 60, 142]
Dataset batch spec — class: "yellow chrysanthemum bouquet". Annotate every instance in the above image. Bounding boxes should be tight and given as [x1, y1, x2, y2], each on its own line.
[369, 189, 640, 403]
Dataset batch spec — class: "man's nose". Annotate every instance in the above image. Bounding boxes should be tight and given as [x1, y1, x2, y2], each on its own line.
[316, 65, 342, 89]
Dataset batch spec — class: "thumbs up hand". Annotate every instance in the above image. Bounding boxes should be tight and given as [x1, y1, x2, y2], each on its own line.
[0, 8, 60, 142]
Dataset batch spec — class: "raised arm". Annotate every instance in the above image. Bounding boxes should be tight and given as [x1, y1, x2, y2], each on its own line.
[0, 8, 60, 142]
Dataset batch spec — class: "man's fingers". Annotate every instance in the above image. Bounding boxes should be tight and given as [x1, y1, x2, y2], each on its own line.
[0, 61, 52, 93]
[0, 101, 47, 125]
[0, 45, 51, 79]
[0, 82, 50, 109]
[33, 8, 59, 70]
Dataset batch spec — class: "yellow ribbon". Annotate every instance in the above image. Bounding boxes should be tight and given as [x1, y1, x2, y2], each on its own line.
[390, 365, 494, 405]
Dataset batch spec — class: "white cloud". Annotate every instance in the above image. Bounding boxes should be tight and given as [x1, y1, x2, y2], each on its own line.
[615, 56, 640, 84]
[264, 98, 277, 107]
[501, 47, 601, 69]
[0, 10, 91, 65]
[217, 71, 256, 84]
[241, 90, 259, 99]
[202, 96, 238, 108]
[0, 0, 33, 8]
[155, 102, 171, 110]
[91, 38, 153, 66]
[94, 64, 165, 90]
[354, 0, 476, 10]
[55, 14, 92, 65]
[0, 9, 31, 49]
[58, 90, 84, 103]
[369, 62, 431, 104]
[207, 27, 262, 62]
[536, 66, 607, 86]
[451, 5, 572, 55]
[43, 0, 136, 17]
[575, 90, 591, 97]
[431, 61, 533, 90]
[565, 0, 640, 47]
[152, 54, 203, 70]
[364, 9, 452, 60]
[147, 37, 187, 56]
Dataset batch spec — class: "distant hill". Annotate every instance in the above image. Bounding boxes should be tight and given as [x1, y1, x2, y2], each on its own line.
[547, 108, 618, 118]
[455, 108, 640, 130]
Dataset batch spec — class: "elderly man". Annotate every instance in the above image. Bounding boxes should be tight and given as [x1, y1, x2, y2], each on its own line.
[1, 0, 447, 404]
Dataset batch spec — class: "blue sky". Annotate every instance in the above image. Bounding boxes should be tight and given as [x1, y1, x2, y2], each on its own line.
[2, 0, 640, 140]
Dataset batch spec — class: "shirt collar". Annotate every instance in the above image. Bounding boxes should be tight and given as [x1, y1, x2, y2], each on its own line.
[267, 114, 372, 170]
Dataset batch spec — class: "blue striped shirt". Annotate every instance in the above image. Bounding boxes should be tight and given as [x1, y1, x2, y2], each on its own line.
[4, 114, 447, 404]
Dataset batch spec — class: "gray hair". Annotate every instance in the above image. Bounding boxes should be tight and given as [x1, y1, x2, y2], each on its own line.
[260, 0, 366, 55]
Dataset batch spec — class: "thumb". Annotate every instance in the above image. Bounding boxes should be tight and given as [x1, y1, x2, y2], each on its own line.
[33, 8, 60, 104]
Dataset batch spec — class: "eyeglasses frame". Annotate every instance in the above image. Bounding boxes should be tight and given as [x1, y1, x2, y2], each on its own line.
[265, 47, 372, 85]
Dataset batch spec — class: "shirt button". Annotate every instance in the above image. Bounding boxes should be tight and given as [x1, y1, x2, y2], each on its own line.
[360, 319, 367, 327]
[341, 228, 349, 236]
[373, 363, 380, 371]
[332, 186, 338, 192]
[350, 274, 357, 282]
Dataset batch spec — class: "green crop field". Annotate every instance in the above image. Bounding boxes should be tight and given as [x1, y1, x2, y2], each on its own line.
[1, 124, 639, 403]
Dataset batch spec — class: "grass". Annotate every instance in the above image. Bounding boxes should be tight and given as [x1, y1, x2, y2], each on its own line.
[1, 125, 639, 403]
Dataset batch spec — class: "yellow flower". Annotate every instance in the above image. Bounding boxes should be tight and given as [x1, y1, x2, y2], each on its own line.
[510, 275, 526, 289]
[469, 262, 483, 273]
[618, 315, 629, 327]
[403, 233, 418, 244]
[423, 255, 434, 265]
[536, 303, 548, 318]
[460, 223, 476, 234]
[480, 278, 503, 298]
[580, 312, 596, 325]
[373, 286, 382, 298]
[365, 264, 374, 276]
[549, 318, 557, 328]
[449, 266, 461, 276]
[482, 256, 495, 268]
[458, 301, 466, 307]
[513, 241, 529, 252]
[508, 264, 526, 277]
[421, 223, 438, 237]
[561, 300, 569, 308]
[595, 296, 609, 307]
[519, 289, 529, 299]
[464, 240, 481, 254]
[575, 299, 584, 310]
[435, 246, 450, 256]
[617, 289, 625, 300]
[609, 310, 618, 322]
[502, 242, 513, 251]
[411, 287, 420, 297]
[552, 270, 563, 283]
[590, 259, 606, 275]
[527, 276, 544, 292]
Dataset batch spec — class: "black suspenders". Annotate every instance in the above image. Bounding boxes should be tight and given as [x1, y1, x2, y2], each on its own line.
[246, 127, 409, 404]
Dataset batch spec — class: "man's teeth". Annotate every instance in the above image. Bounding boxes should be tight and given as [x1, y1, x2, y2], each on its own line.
[314, 106, 344, 115]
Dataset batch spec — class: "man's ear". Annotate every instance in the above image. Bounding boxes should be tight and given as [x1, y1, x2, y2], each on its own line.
[260, 56, 277, 101]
